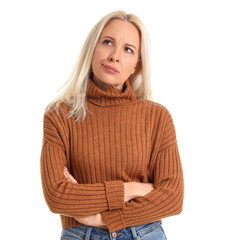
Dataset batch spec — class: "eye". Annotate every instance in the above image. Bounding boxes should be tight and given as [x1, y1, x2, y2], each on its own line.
[103, 39, 112, 45]
[125, 47, 134, 54]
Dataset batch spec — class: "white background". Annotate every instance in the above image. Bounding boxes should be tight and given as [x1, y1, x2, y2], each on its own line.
[1, 0, 227, 239]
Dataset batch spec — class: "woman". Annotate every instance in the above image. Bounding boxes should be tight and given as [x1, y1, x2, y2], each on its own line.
[40, 10, 184, 240]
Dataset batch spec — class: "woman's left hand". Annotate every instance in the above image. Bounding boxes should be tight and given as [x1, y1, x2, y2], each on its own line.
[75, 212, 106, 227]
[63, 167, 106, 227]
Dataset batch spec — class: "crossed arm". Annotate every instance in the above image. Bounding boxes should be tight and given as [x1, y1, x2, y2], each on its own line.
[63, 166, 105, 226]
[63, 166, 154, 227]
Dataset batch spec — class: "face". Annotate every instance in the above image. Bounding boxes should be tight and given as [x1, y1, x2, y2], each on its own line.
[91, 19, 141, 90]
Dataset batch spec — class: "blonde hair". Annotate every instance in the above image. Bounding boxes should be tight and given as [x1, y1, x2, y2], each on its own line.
[45, 10, 153, 122]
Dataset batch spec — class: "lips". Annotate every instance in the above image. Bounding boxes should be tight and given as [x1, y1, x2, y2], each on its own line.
[102, 64, 120, 73]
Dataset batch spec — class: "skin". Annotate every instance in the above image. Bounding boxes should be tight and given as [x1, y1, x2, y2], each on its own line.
[91, 18, 141, 91]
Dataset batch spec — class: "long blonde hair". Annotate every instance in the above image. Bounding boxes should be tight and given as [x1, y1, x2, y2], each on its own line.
[45, 10, 153, 122]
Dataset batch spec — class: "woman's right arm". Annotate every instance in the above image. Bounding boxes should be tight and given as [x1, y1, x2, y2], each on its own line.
[40, 106, 126, 219]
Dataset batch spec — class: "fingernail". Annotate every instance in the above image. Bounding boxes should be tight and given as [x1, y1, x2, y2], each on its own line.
[64, 167, 68, 171]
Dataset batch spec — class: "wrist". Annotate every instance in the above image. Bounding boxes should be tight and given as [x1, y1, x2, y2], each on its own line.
[130, 182, 139, 198]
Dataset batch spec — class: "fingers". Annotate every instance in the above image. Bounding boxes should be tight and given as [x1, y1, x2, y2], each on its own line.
[63, 167, 78, 183]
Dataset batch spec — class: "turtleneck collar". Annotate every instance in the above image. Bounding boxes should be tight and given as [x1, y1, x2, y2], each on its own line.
[86, 73, 138, 106]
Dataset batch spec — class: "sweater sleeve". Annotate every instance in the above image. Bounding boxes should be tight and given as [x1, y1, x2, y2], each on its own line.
[101, 108, 184, 232]
[40, 105, 125, 218]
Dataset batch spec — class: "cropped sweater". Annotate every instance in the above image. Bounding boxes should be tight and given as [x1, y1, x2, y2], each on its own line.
[40, 76, 184, 232]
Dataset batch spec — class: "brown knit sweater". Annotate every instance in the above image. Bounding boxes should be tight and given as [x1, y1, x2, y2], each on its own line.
[40, 76, 184, 232]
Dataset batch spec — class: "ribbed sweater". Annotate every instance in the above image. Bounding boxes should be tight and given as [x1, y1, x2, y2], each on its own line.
[40, 76, 184, 233]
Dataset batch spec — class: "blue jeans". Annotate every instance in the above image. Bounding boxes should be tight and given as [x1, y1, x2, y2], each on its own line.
[60, 221, 167, 240]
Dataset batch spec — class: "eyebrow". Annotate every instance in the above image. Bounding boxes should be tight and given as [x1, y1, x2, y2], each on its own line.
[102, 36, 137, 50]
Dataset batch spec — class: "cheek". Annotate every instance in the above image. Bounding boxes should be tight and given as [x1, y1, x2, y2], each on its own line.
[92, 52, 100, 67]
[92, 46, 107, 64]
[122, 60, 137, 74]
[91, 51, 101, 72]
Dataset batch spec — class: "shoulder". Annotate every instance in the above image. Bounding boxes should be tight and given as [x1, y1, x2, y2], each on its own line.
[42, 101, 71, 149]
[138, 99, 176, 139]
[42, 101, 72, 136]
[44, 101, 71, 120]
[138, 98, 172, 119]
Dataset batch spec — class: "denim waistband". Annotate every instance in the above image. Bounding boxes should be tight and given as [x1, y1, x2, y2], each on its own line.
[61, 221, 163, 240]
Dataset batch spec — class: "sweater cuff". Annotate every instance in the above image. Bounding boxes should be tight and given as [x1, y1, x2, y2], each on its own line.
[103, 180, 125, 210]
[101, 210, 126, 232]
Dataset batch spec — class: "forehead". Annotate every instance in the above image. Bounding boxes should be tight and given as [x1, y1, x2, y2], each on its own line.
[100, 19, 140, 47]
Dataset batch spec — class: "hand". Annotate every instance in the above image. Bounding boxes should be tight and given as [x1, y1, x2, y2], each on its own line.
[74, 213, 106, 227]
[124, 182, 154, 202]
[63, 167, 106, 227]
[136, 182, 154, 197]
[63, 166, 78, 183]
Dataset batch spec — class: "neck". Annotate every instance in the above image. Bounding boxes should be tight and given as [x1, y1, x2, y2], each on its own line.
[92, 74, 124, 92]
[86, 72, 138, 107]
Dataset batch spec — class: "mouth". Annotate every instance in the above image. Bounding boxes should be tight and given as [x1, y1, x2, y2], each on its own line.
[102, 64, 120, 73]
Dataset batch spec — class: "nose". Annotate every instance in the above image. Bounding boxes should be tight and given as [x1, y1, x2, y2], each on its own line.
[108, 48, 120, 63]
